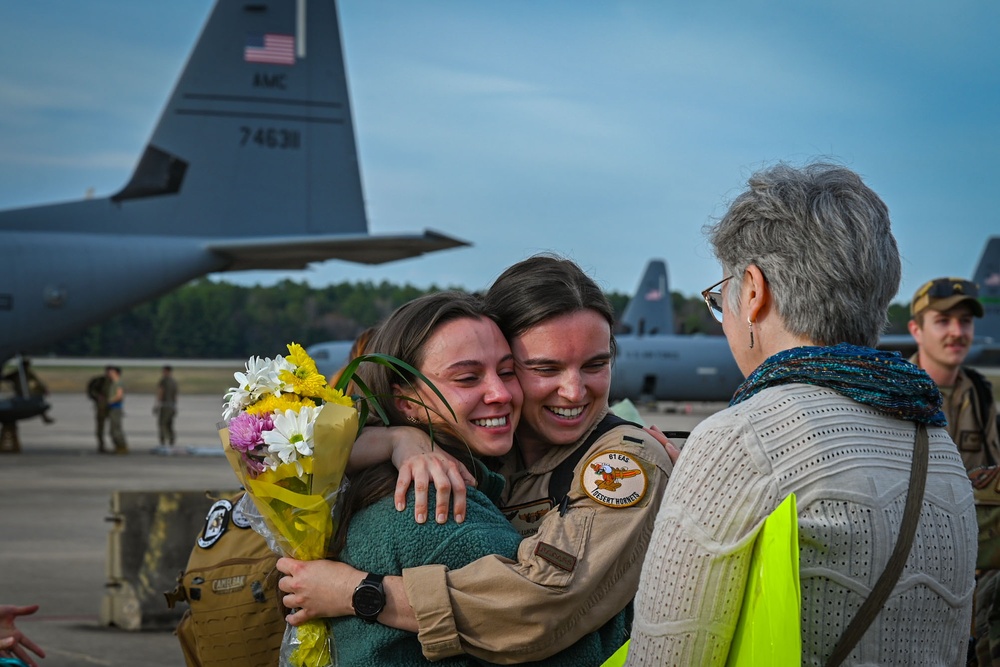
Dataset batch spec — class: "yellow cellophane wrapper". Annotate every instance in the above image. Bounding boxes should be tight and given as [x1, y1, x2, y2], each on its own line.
[221, 402, 359, 667]
[725, 493, 801, 667]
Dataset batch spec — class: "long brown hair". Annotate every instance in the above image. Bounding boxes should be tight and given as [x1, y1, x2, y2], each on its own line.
[329, 291, 496, 556]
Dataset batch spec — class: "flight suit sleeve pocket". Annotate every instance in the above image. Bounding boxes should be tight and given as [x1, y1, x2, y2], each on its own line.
[519, 507, 594, 588]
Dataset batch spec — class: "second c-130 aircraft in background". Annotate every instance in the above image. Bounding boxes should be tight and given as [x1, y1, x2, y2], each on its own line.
[610, 237, 1000, 403]
[0, 0, 469, 424]
[313, 237, 1000, 406]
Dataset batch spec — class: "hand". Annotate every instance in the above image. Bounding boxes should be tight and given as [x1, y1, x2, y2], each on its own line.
[0, 604, 46, 667]
[970, 465, 1000, 490]
[276, 558, 361, 625]
[390, 430, 474, 524]
[644, 425, 682, 465]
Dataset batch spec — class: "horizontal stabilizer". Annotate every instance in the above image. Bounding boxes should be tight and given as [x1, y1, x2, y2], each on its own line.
[207, 230, 469, 270]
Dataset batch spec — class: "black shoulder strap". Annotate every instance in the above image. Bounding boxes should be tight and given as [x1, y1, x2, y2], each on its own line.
[965, 366, 993, 426]
[824, 423, 929, 667]
[964, 367, 997, 465]
[548, 413, 641, 503]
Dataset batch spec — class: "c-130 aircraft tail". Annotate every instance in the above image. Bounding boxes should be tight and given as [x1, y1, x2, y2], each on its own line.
[0, 0, 468, 434]
[0, 0, 468, 366]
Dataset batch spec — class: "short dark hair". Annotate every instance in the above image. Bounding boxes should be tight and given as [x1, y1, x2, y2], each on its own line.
[485, 254, 616, 356]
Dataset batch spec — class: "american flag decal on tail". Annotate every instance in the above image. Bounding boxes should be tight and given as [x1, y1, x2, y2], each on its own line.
[244, 33, 295, 65]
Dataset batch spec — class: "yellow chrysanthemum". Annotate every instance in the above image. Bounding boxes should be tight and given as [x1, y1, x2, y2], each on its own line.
[279, 369, 328, 399]
[286, 342, 319, 376]
[246, 393, 317, 416]
[317, 386, 354, 407]
[282, 342, 330, 399]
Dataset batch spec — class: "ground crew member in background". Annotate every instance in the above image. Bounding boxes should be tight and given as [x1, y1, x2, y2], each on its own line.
[155, 365, 179, 447]
[87, 368, 111, 453]
[909, 276, 1000, 666]
[3, 359, 54, 424]
[105, 366, 128, 455]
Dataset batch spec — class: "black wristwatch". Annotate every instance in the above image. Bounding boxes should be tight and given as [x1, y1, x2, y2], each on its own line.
[352, 573, 385, 623]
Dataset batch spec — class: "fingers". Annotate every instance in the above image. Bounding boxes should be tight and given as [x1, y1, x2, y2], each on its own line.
[644, 425, 682, 464]
[644, 425, 668, 445]
[275, 556, 297, 576]
[664, 440, 681, 465]
[395, 464, 429, 524]
[19, 633, 45, 659]
[432, 473, 452, 525]
[447, 465, 468, 524]
[11, 643, 39, 667]
[284, 606, 312, 627]
[394, 453, 472, 523]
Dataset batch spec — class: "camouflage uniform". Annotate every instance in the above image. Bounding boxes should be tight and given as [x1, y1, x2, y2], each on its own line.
[954, 371, 1000, 667]
[913, 356, 1000, 666]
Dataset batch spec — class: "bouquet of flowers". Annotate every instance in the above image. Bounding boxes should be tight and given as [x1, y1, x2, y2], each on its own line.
[219, 342, 359, 667]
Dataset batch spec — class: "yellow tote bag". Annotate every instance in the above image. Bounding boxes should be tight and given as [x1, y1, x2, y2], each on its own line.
[600, 494, 799, 667]
[599, 639, 630, 667]
[725, 493, 801, 666]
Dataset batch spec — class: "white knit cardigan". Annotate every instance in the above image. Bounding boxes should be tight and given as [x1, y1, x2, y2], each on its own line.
[628, 383, 977, 666]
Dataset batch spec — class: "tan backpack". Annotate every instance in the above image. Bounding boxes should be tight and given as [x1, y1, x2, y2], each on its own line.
[166, 492, 286, 667]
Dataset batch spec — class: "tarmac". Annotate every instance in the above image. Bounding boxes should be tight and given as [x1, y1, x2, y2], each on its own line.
[0, 391, 718, 667]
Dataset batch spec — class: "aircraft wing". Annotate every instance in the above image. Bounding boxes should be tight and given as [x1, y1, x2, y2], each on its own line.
[206, 230, 470, 270]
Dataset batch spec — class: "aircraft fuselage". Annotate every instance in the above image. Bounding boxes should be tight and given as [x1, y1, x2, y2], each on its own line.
[611, 335, 742, 402]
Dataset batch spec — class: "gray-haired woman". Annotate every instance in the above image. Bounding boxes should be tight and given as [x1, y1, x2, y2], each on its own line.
[627, 163, 976, 666]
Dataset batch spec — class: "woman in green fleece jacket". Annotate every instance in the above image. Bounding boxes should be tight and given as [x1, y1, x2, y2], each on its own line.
[324, 291, 523, 666]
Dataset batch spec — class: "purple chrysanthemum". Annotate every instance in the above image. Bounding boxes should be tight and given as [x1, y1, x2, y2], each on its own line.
[229, 411, 273, 453]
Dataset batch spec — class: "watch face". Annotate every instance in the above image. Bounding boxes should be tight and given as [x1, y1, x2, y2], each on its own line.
[353, 584, 384, 617]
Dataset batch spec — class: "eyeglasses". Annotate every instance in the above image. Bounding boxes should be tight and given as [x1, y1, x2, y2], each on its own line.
[701, 276, 733, 323]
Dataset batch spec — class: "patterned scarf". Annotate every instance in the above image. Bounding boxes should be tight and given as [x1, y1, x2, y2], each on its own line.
[730, 343, 945, 426]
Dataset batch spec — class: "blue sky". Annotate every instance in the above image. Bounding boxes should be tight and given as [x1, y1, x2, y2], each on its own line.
[1, 1, 997, 303]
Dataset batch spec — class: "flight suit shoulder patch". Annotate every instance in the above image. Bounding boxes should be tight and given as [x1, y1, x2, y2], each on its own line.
[580, 450, 648, 508]
[197, 498, 232, 548]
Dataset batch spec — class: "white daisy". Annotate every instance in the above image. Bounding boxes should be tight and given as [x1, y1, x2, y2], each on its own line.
[263, 406, 321, 466]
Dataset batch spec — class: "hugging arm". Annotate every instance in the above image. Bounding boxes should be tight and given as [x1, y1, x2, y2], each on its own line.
[276, 558, 418, 632]
[349, 425, 473, 523]
[403, 434, 674, 662]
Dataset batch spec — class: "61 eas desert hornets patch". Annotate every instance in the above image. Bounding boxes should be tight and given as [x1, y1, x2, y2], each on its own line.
[581, 450, 647, 508]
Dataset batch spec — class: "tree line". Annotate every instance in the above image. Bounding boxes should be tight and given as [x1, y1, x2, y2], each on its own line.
[32, 278, 913, 359]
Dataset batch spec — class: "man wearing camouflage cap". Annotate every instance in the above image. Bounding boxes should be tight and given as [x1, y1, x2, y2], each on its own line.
[910, 276, 1000, 665]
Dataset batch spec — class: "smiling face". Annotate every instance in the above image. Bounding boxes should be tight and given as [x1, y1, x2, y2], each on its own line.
[397, 317, 522, 458]
[510, 309, 612, 457]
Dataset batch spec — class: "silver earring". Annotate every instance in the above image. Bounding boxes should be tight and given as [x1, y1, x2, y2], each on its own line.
[748, 317, 754, 349]
[406, 416, 419, 424]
